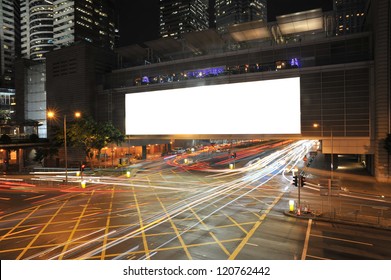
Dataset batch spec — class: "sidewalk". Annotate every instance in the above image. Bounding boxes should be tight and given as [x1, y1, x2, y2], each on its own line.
[304, 153, 391, 198]
[284, 152, 391, 230]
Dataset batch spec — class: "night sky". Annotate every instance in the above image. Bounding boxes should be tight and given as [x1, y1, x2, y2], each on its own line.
[115, 0, 333, 47]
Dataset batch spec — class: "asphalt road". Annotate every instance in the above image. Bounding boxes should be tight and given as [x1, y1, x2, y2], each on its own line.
[0, 140, 390, 260]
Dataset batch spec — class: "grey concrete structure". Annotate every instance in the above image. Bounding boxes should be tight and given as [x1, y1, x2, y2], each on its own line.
[96, 2, 390, 182]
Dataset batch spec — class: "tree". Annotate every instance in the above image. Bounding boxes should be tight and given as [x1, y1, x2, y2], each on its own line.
[34, 146, 59, 166]
[66, 116, 125, 169]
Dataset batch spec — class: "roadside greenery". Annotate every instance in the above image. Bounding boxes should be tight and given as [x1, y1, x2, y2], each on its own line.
[66, 116, 125, 168]
[37, 115, 125, 169]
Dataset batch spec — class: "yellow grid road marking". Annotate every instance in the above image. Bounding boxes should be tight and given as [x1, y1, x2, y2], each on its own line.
[224, 214, 248, 234]
[16, 199, 69, 260]
[0, 193, 83, 221]
[101, 188, 115, 260]
[156, 196, 192, 259]
[228, 192, 284, 260]
[133, 186, 150, 260]
[103, 238, 243, 259]
[59, 190, 95, 260]
[24, 194, 45, 201]
[0, 206, 41, 242]
[190, 208, 230, 256]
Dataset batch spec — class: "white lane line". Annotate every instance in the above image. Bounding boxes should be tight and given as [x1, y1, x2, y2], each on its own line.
[310, 234, 373, 246]
[306, 254, 331, 260]
[301, 219, 312, 260]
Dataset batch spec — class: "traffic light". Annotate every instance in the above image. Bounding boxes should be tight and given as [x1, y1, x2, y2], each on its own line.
[80, 164, 86, 172]
[300, 176, 306, 187]
[231, 152, 237, 159]
[292, 175, 298, 187]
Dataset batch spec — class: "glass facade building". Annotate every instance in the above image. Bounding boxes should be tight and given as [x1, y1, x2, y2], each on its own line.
[21, 0, 116, 61]
[215, 0, 267, 34]
[53, 0, 116, 50]
[0, 0, 21, 87]
[334, 0, 369, 35]
[159, 0, 209, 39]
[21, 0, 54, 61]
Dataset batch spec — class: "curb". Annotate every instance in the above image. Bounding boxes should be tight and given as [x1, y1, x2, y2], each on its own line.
[283, 210, 391, 231]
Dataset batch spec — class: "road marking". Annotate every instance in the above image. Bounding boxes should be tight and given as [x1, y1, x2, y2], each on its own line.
[301, 219, 312, 260]
[190, 208, 230, 256]
[224, 214, 248, 234]
[133, 186, 150, 260]
[3, 226, 38, 237]
[306, 254, 331, 260]
[101, 188, 115, 260]
[228, 191, 284, 260]
[310, 234, 373, 246]
[156, 197, 192, 260]
[102, 238, 243, 259]
[24, 194, 45, 201]
[0, 206, 41, 242]
[0, 192, 83, 220]
[16, 200, 69, 260]
[59, 190, 95, 260]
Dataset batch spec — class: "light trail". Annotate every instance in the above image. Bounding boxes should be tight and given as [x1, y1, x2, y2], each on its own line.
[75, 140, 314, 260]
[9, 140, 315, 260]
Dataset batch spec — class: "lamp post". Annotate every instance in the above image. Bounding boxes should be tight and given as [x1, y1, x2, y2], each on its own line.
[48, 111, 81, 183]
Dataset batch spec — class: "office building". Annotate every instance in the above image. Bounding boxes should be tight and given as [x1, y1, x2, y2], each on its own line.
[53, 0, 116, 50]
[215, 0, 267, 34]
[0, 0, 21, 87]
[21, 0, 116, 61]
[334, 0, 369, 35]
[98, 0, 391, 182]
[21, 0, 54, 61]
[159, 0, 209, 39]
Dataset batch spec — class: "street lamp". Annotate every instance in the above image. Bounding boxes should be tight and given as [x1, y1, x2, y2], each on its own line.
[47, 111, 81, 183]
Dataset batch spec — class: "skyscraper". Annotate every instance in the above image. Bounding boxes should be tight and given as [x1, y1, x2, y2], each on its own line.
[159, 0, 209, 39]
[0, 0, 21, 87]
[334, 0, 369, 35]
[53, 0, 116, 50]
[21, 0, 116, 61]
[215, 0, 267, 34]
[21, 0, 54, 61]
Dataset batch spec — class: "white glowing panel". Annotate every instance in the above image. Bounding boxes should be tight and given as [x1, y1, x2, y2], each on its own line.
[125, 77, 301, 135]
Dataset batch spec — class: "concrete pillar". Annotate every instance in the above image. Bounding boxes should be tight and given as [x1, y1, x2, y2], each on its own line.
[142, 145, 147, 160]
[18, 148, 23, 173]
[373, 0, 391, 182]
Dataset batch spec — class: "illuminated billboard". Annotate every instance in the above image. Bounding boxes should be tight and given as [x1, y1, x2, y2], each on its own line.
[125, 77, 301, 135]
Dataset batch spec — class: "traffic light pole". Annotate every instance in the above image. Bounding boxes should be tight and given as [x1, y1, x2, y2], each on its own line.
[297, 176, 301, 213]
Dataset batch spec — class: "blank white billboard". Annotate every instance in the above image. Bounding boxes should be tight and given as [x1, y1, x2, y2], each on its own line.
[125, 77, 301, 135]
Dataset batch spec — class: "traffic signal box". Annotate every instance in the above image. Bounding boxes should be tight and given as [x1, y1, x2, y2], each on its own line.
[292, 175, 298, 187]
[292, 175, 306, 187]
[300, 176, 306, 187]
